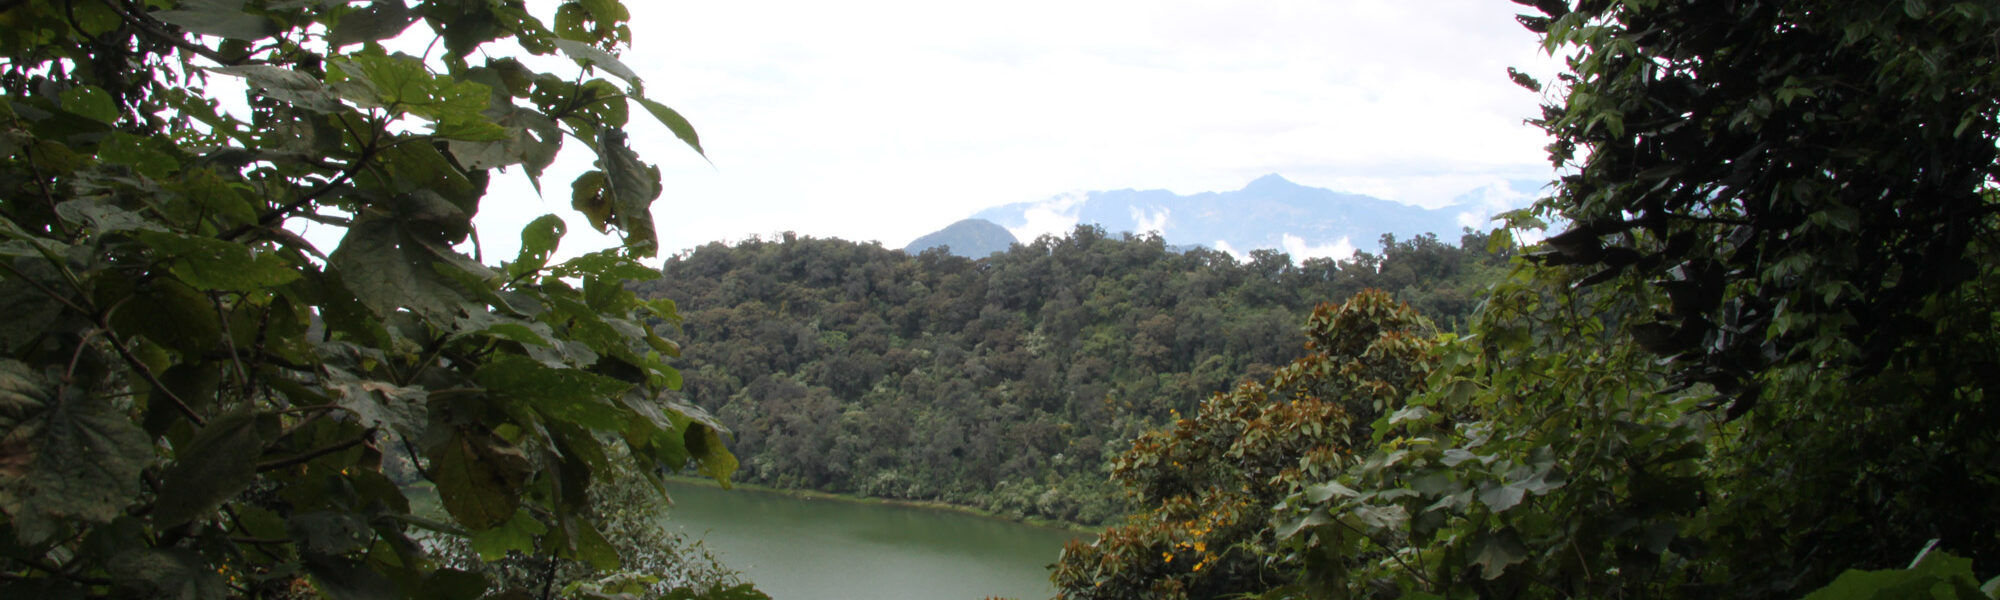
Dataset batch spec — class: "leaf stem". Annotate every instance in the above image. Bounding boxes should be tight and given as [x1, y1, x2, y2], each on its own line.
[256, 429, 375, 472]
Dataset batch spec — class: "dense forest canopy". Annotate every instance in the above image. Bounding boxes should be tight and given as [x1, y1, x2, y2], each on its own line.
[633, 227, 1509, 524]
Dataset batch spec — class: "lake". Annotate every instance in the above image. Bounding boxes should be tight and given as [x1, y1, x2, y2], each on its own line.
[661, 483, 1089, 600]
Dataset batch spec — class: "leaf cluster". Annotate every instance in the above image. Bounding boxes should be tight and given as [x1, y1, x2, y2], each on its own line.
[1253, 2, 2000, 598]
[0, 0, 741, 598]
[1050, 290, 1439, 600]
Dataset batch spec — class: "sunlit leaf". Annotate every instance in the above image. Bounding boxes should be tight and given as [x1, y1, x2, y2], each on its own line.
[209, 65, 347, 113]
[58, 85, 117, 124]
[474, 354, 633, 430]
[552, 39, 638, 84]
[633, 96, 706, 157]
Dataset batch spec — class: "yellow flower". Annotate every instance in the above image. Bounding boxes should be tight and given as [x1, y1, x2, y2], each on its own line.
[1162, 552, 1172, 563]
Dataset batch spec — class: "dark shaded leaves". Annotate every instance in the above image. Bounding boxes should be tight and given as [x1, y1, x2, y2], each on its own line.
[430, 431, 531, 530]
[109, 548, 229, 600]
[152, 411, 263, 527]
[136, 231, 301, 292]
[328, 0, 417, 48]
[0, 360, 151, 543]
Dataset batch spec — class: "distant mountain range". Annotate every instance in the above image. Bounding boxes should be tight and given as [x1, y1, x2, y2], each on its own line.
[904, 174, 1545, 259]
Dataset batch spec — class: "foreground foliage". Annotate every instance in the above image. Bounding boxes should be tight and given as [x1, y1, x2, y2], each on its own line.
[1069, 1, 2000, 598]
[0, 0, 743, 597]
[1264, 1, 2000, 598]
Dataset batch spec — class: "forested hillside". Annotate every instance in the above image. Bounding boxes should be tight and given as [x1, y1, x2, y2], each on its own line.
[1047, 2, 2000, 599]
[631, 226, 1507, 523]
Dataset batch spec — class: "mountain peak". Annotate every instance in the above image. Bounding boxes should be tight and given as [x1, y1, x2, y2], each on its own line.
[903, 219, 1019, 258]
[1243, 173, 1301, 191]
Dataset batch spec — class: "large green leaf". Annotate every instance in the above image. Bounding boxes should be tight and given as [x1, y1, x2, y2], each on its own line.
[136, 231, 302, 292]
[594, 129, 662, 256]
[328, 51, 504, 140]
[550, 247, 659, 281]
[1470, 529, 1528, 580]
[445, 107, 561, 174]
[0, 277, 64, 354]
[633, 96, 706, 157]
[104, 275, 223, 358]
[327, 0, 417, 48]
[466, 509, 545, 561]
[508, 214, 565, 278]
[473, 354, 632, 430]
[551, 39, 638, 84]
[358, 141, 481, 218]
[1802, 545, 1991, 600]
[152, 411, 264, 527]
[0, 360, 152, 543]
[109, 548, 229, 600]
[209, 65, 347, 113]
[302, 553, 400, 600]
[96, 133, 180, 179]
[684, 422, 738, 487]
[57, 85, 117, 125]
[429, 431, 531, 531]
[328, 219, 487, 319]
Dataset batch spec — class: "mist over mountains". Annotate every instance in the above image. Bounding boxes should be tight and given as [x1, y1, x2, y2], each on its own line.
[906, 174, 1543, 259]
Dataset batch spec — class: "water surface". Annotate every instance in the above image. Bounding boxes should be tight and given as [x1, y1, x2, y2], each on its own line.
[662, 483, 1087, 600]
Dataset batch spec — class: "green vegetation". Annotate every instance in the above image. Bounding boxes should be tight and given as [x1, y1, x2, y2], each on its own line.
[1053, 1, 2000, 599]
[633, 228, 1509, 525]
[0, 0, 754, 598]
[1051, 290, 1437, 598]
[5, 0, 1996, 598]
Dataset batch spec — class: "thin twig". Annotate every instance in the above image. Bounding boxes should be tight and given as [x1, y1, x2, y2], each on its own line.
[104, 326, 206, 427]
[98, 0, 252, 67]
[0, 261, 93, 317]
[256, 430, 374, 472]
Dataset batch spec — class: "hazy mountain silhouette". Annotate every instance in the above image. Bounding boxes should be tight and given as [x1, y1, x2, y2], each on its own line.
[958, 174, 1541, 258]
[901, 218, 1019, 257]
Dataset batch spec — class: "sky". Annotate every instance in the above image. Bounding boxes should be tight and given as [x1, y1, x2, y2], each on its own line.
[459, 0, 1568, 265]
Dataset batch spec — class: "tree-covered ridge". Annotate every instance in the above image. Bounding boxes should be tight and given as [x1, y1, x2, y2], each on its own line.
[632, 226, 1508, 524]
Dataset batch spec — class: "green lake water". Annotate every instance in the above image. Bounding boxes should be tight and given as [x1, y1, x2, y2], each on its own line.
[661, 483, 1089, 600]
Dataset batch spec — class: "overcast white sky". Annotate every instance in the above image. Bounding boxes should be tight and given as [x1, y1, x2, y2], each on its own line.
[464, 0, 1566, 264]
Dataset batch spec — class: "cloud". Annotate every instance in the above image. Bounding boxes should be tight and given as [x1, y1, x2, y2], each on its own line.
[1131, 206, 1171, 235]
[1281, 234, 1358, 262]
[457, 0, 1568, 260]
[1007, 191, 1087, 243]
[1212, 240, 1245, 262]
[1453, 179, 1543, 230]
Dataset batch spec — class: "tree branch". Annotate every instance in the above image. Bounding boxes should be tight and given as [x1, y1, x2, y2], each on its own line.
[256, 430, 375, 472]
